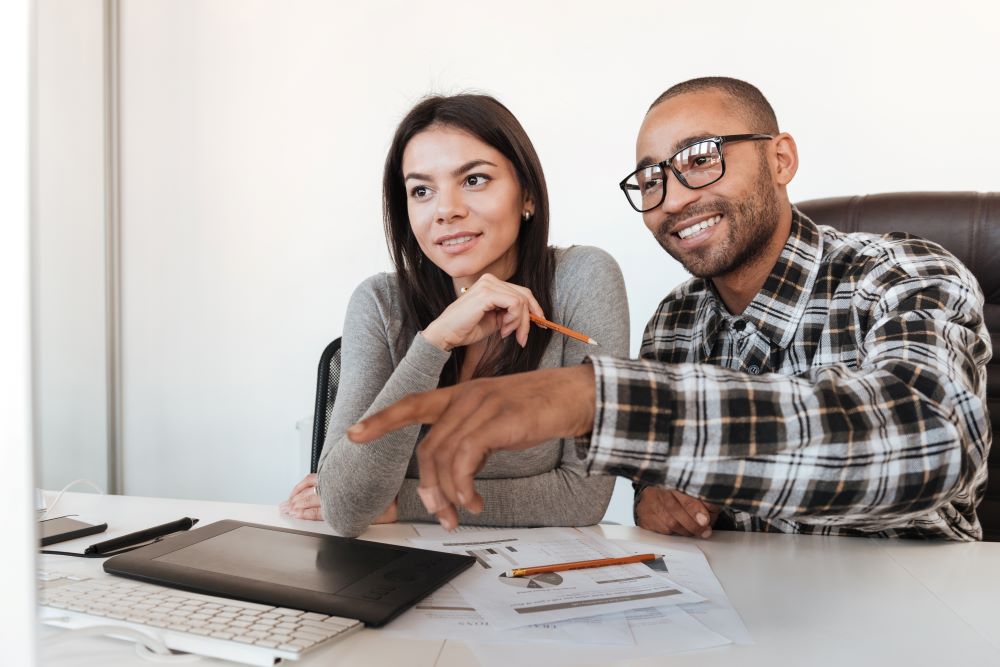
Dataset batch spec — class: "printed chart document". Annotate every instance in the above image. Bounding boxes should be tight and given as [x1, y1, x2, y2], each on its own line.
[383, 582, 636, 645]
[605, 536, 752, 645]
[409, 527, 705, 629]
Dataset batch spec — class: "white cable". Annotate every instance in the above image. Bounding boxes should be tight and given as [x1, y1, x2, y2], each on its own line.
[40, 479, 105, 520]
[40, 620, 201, 664]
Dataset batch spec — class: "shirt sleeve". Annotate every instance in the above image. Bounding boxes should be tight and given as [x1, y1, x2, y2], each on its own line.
[317, 275, 451, 537]
[396, 246, 630, 526]
[586, 245, 991, 539]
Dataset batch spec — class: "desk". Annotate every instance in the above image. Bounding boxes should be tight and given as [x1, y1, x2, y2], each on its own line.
[39, 492, 1000, 667]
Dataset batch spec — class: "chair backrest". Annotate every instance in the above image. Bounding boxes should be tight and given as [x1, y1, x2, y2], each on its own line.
[310, 337, 342, 474]
[796, 192, 1000, 540]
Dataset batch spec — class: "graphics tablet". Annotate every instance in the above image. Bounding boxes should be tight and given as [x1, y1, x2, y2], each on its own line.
[103, 519, 474, 627]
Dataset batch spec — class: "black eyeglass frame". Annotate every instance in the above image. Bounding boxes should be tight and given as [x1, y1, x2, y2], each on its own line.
[619, 133, 774, 213]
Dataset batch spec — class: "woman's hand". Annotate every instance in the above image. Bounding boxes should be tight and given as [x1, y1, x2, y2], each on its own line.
[280, 473, 323, 521]
[421, 274, 544, 351]
[372, 498, 398, 524]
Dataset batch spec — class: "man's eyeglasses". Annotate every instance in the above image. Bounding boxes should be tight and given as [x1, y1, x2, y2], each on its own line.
[619, 134, 773, 213]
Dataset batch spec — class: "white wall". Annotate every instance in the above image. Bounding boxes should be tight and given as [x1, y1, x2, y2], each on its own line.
[2, 0, 37, 661]
[34, 0, 109, 492]
[36, 0, 1000, 524]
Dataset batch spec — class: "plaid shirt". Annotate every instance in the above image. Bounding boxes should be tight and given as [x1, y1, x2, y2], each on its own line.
[584, 209, 991, 540]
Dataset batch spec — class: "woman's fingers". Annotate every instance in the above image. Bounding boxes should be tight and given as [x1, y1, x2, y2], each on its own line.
[472, 277, 541, 348]
[288, 488, 321, 513]
[287, 473, 317, 501]
[280, 485, 323, 520]
[281, 474, 319, 516]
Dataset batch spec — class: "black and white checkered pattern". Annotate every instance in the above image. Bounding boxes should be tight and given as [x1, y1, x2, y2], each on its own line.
[584, 209, 991, 540]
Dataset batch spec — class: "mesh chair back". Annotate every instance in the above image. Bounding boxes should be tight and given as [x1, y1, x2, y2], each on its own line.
[797, 192, 999, 540]
[310, 337, 342, 474]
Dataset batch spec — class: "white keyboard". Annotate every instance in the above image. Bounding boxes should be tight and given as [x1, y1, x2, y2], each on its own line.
[38, 570, 362, 666]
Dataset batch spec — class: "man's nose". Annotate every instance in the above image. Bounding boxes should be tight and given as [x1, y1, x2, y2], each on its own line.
[657, 171, 700, 216]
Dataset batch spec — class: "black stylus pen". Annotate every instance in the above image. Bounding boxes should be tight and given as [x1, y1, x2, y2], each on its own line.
[85, 517, 199, 555]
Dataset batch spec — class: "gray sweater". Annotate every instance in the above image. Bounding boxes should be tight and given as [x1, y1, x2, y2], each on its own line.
[317, 245, 630, 537]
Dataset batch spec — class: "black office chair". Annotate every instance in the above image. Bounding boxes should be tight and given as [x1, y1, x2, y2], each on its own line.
[310, 337, 342, 474]
[797, 192, 1000, 541]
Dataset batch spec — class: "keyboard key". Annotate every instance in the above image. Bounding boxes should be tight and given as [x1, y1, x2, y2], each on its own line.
[300, 612, 329, 621]
[274, 608, 304, 617]
[278, 642, 309, 652]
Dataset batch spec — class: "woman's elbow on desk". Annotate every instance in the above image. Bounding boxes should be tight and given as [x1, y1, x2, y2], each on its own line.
[321, 505, 368, 538]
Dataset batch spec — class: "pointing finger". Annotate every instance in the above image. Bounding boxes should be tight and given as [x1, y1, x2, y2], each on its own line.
[348, 385, 458, 443]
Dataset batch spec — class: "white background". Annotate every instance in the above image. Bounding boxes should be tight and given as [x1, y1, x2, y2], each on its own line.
[34, 0, 1000, 525]
[2, 0, 36, 662]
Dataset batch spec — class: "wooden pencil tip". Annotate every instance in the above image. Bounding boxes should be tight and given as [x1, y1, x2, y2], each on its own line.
[587, 338, 599, 346]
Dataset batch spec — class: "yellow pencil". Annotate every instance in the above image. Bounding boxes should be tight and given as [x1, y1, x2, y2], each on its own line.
[505, 553, 658, 578]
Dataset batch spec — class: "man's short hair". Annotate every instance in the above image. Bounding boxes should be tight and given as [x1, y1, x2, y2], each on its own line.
[649, 77, 779, 135]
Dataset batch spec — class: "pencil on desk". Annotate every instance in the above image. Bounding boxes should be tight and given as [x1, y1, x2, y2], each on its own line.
[529, 314, 598, 346]
[504, 553, 658, 578]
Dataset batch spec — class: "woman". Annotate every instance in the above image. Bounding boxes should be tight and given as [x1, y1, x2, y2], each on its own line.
[281, 94, 629, 536]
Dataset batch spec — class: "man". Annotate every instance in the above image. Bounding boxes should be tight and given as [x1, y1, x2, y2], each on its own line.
[348, 77, 991, 541]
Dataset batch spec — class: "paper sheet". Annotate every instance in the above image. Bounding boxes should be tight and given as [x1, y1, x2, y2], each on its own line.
[408, 527, 705, 630]
[464, 605, 730, 667]
[606, 536, 753, 645]
[382, 582, 635, 645]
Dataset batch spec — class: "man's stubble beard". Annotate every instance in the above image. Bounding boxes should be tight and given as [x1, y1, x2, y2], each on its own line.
[655, 158, 781, 280]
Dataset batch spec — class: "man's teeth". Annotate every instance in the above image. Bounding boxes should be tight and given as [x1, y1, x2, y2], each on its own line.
[677, 215, 722, 240]
[442, 235, 477, 246]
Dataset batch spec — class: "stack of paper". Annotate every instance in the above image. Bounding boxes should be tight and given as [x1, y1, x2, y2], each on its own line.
[381, 526, 750, 665]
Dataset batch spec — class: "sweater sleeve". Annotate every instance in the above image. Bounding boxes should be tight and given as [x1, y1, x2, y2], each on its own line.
[316, 275, 451, 537]
[395, 246, 631, 526]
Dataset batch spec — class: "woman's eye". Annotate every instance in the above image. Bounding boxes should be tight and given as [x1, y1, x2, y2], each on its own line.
[410, 185, 429, 199]
[465, 174, 490, 187]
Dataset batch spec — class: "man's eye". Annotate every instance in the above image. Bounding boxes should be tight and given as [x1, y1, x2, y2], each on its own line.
[689, 155, 720, 169]
[642, 178, 663, 192]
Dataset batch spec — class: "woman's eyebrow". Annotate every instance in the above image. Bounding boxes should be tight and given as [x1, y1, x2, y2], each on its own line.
[452, 159, 497, 177]
[404, 159, 498, 183]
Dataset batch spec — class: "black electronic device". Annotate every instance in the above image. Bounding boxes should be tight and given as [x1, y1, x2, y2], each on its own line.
[39, 516, 108, 547]
[103, 519, 475, 627]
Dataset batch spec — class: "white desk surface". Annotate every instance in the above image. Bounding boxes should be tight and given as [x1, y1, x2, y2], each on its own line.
[38, 491, 1000, 667]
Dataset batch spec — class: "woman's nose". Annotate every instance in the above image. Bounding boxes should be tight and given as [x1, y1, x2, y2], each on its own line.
[435, 187, 468, 223]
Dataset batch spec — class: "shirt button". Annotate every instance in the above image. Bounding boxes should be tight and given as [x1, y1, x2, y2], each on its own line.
[732, 320, 747, 331]
[748, 365, 760, 375]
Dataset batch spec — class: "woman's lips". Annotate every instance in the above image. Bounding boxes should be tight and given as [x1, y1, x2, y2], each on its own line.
[436, 233, 483, 255]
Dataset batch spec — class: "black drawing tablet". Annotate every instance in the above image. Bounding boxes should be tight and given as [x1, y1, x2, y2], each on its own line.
[103, 519, 474, 627]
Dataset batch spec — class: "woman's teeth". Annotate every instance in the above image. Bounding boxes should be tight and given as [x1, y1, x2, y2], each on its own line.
[442, 235, 477, 246]
[677, 215, 722, 240]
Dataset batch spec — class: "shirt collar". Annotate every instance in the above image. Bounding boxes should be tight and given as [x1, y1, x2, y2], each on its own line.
[701, 207, 823, 352]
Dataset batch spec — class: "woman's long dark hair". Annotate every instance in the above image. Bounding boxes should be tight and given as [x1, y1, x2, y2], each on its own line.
[382, 94, 554, 386]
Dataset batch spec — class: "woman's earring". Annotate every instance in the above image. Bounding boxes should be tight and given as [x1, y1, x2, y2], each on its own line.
[522, 211, 532, 222]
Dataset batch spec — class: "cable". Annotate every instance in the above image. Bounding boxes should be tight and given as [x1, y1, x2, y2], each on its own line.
[40, 619, 202, 664]
[40, 479, 105, 520]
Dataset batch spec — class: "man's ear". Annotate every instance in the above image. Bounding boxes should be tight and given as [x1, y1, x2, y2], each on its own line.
[772, 132, 798, 187]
